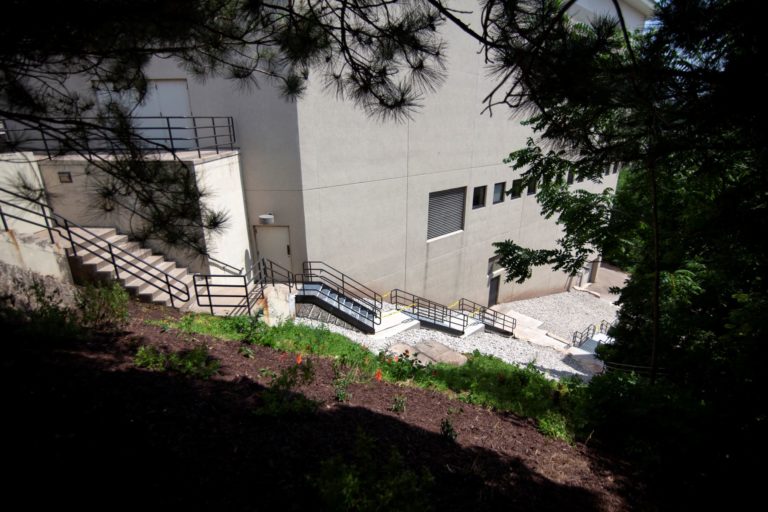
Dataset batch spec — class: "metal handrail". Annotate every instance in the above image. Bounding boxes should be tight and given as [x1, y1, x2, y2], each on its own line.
[302, 261, 382, 309]
[0, 186, 190, 305]
[455, 297, 516, 334]
[295, 272, 382, 326]
[391, 289, 468, 332]
[205, 255, 242, 276]
[193, 274, 253, 315]
[257, 258, 294, 291]
[572, 324, 597, 347]
[2, 116, 236, 159]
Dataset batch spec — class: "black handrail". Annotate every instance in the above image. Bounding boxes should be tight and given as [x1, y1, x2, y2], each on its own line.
[0, 186, 190, 305]
[302, 261, 382, 309]
[455, 297, 516, 334]
[257, 258, 294, 291]
[193, 274, 253, 316]
[572, 324, 597, 347]
[390, 289, 468, 332]
[2, 116, 236, 159]
[205, 255, 242, 275]
[294, 273, 382, 326]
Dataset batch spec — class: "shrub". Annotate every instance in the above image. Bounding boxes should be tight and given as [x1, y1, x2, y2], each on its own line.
[256, 358, 318, 416]
[76, 281, 129, 331]
[440, 417, 458, 441]
[134, 345, 166, 371]
[390, 394, 407, 413]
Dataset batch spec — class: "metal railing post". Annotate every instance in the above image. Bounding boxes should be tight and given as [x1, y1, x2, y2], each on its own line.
[107, 243, 119, 280]
[0, 205, 7, 231]
[166, 117, 175, 152]
[244, 276, 251, 316]
[211, 116, 218, 154]
[191, 116, 201, 158]
[65, 218, 76, 256]
[166, 274, 175, 308]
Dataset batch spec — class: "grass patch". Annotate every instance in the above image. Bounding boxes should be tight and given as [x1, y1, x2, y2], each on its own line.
[157, 313, 587, 441]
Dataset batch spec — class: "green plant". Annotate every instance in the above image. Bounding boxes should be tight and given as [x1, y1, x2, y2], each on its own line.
[256, 359, 317, 416]
[238, 345, 255, 359]
[538, 411, 572, 443]
[167, 345, 221, 379]
[390, 394, 407, 413]
[134, 345, 167, 371]
[312, 429, 434, 511]
[76, 281, 129, 331]
[332, 356, 361, 403]
[440, 417, 457, 441]
[4, 277, 82, 340]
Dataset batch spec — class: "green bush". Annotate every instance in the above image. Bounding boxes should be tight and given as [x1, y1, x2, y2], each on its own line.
[134, 345, 166, 371]
[256, 358, 318, 416]
[133, 344, 220, 379]
[76, 281, 129, 331]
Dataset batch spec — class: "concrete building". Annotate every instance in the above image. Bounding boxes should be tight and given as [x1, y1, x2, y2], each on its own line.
[1, 0, 653, 308]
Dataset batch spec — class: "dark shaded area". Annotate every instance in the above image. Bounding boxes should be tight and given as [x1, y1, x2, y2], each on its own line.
[0, 320, 616, 511]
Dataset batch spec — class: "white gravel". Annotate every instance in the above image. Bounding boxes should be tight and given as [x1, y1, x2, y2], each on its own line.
[295, 316, 589, 380]
[508, 291, 619, 341]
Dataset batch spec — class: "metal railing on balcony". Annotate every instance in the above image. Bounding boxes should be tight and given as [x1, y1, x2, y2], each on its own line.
[1, 116, 236, 159]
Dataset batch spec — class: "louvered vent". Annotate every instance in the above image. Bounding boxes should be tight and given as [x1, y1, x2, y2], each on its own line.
[427, 187, 466, 240]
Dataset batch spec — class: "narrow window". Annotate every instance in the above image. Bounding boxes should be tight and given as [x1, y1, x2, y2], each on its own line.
[472, 185, 487, 209]
[510, 179, 523, 198]
[567, 171, 574, 185]
[612, 162, 621, 174]
[427, 187, 466, 240]
[527, 180, 537, 195]
[493, 182, 505, 204]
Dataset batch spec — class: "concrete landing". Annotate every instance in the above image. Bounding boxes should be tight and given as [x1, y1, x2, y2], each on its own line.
[370, 311, 421, 339]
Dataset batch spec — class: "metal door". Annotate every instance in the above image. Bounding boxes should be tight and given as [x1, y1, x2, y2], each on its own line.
[488, 275, 501, 307]
[254, 225, 292, 271]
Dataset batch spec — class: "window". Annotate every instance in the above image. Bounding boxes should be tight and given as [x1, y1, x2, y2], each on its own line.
[527, 180, 537, 195]
[472, 186, 487, 209]
[567, 171, 574, 185]
[604, 166, 611, 176]
[612, 162, 621, 174]
[510, 179, 523, 198]
[427, 187, 466, 240]
[493, 182, 505, 204]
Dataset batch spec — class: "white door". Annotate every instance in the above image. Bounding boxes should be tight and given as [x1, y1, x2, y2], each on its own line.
[134, 80, 193, 149]
[254, 225, 292, 271]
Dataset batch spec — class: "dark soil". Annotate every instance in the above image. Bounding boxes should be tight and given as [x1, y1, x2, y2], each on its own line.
[1, 300, 648, 510]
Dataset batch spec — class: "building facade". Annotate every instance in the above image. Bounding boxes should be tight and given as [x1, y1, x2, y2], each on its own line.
[1, 0, 653, 307]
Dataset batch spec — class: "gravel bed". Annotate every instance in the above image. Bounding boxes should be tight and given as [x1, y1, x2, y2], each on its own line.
[294, 316, 588, 380]
[509, 291, 619, 341]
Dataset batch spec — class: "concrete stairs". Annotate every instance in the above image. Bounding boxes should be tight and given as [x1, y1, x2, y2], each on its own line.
[67, 227, 197, 309]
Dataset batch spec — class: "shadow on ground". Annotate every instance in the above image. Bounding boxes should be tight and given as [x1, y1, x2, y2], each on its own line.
[1, 329, 609, 511]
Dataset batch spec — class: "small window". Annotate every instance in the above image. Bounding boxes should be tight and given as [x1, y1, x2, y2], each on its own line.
[472, 186, 487, 209]
[492, 182, 505, 204]
[527, 180, 537, 196]
[427, 187, 466, 240]
[604, 166, 611, 176]
[567, 171, 574, 185]
[612, 162, 621, 174]
[510, 179, 523, 198]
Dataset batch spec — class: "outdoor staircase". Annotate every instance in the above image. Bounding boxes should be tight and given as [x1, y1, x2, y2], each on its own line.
[294, 262, 382, 334]
[390, 289, 484, 337]
[67, 227, 196, 308]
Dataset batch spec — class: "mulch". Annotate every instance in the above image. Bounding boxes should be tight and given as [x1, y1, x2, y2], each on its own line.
[0, 300, 649, 510]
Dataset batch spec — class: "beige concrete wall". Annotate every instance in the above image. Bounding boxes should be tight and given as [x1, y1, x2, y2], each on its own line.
[37, 154, 251, 274]
[295, 0, 627, 306]
[0, 152, 48, 235]
[0, 230, 73, 283]
[194, 153, 253, 273]
[141, 60, 308, 273]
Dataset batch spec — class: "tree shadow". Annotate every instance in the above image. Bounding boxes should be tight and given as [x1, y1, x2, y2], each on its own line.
[2, 329, 613, 511]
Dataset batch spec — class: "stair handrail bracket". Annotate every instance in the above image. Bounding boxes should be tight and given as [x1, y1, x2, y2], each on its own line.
[0, 185, 190, 306]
